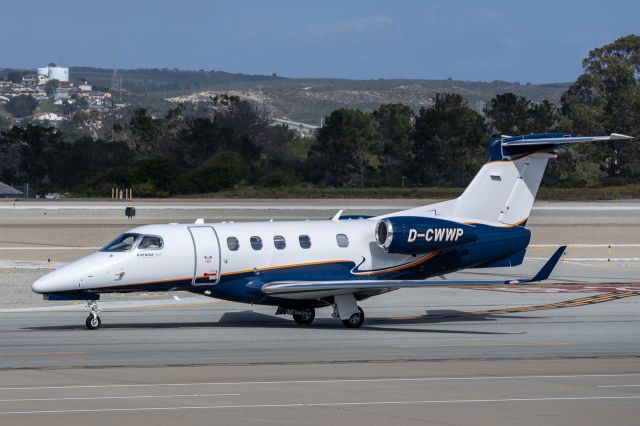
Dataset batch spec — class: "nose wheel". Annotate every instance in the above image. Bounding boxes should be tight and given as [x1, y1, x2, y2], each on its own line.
[85, 301, 102, 330]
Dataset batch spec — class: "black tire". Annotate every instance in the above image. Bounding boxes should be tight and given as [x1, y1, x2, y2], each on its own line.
[293, 307, 315, 325]
[86, 315, 101, 330]
[341, 307, 365, 328]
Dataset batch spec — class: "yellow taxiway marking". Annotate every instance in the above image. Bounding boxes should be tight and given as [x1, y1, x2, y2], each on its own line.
[396, 342, 572, 349]
[0, 351, 86, 357]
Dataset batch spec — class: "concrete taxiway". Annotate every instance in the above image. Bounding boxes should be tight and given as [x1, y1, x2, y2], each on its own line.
[0, 199, 639, 424]
[1, 359, 639, 425]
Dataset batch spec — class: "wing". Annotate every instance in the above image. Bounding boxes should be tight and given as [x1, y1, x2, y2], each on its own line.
[261, 246, 566, 300]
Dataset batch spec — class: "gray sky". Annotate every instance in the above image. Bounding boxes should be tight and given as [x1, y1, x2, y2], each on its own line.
[1, 0, 638, 83]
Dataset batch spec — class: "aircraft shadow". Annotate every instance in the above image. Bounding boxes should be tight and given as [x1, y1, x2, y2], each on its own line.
[24, 309, 526, 335]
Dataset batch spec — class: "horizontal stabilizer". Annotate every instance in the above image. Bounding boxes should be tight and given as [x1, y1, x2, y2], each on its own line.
[489, 133, 633, 161]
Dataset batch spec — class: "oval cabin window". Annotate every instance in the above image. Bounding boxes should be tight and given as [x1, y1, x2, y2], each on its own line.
[274, 235, 286, 250]
[250, 236, 263, 250]
[336, 234, 349, 248]
[227, 236, 239, 251]
[299, 234, 311, 249]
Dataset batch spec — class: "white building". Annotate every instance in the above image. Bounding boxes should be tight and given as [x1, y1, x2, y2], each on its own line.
[36, 113, 65, 122]
[37, 64, 69, 82]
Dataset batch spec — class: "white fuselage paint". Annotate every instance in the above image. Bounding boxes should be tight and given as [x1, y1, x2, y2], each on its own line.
[32, 219, 420, 293]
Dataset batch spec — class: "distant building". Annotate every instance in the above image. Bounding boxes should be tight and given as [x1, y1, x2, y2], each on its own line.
[78, 82, 92, 92]
[0, 181, 23, 198]
[37, 64, 69, 82]
[36, 112, 65, 122]
[21, 74, 39, 86]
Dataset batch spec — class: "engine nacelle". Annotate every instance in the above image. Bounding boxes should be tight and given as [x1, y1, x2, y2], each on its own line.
[375, 216, 478, 254]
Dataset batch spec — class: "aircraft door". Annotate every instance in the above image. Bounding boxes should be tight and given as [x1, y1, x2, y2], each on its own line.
[188, 226, 221, 285]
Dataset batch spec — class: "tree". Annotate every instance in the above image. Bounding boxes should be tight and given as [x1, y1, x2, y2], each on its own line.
[308, 108, 382, 187]
[373, 103, 414, 186]
[5, 95, 38, 118]
[560, 34, 640, 183]
[412, 94, 488, 187]
[484, 93, 530, 135]
[190, 152, 248, 192]
[44, 79, 60, 98]
[484, 93, 557, 135]
[6, 70, 28, 83]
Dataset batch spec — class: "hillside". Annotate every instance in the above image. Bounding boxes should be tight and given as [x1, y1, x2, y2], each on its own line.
[3, 67, 570, 124]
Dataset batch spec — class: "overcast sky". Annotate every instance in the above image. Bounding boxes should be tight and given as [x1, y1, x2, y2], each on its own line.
[1, 0, 638, 83]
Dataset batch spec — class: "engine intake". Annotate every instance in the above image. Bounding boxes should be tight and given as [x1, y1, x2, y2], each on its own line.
[375, 216, 478, 254]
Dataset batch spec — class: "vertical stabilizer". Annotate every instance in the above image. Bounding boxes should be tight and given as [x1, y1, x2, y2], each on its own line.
[387, 133, 633, 225]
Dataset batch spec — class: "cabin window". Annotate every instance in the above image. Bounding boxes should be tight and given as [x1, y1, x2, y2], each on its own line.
[101, 233, 140, 252]
[138, 235, 163, 250]
[274, 235, 286, 250]
[250, 236, 263, 250]
[227, 236, 239, 251]
[336, 234, 349, 248]
[299, 234, 311, 249]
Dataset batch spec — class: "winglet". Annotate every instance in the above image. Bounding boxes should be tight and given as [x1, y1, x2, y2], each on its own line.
[528, 245, 566, 282]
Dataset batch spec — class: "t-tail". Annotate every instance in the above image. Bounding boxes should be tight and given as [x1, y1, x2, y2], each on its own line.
[394, 133, 633, 225]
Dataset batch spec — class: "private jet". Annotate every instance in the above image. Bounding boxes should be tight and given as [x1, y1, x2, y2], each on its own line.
[32, 132, 633, 329]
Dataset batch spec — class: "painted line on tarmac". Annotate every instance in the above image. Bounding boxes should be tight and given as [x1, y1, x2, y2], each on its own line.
[2, 395, 640, 415]
[597, 384, 640, 388]
[0, 352, 85, 357]
[0, 393, 240, 403]
[3, 373, 640, 391]
[0, 205, 407, 211]
[396, 342, 571, 349]
[388, 291, 640, 320]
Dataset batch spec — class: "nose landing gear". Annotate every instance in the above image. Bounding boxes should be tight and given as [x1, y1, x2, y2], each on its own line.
[85, 301, 102, 330]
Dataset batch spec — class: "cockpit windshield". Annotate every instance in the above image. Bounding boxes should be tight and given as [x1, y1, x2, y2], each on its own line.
[101, 233, 140, 252]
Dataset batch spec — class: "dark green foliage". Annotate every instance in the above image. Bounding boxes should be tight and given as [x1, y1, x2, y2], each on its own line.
[5, 95, 38, 118]
[44, 79, 59, 98]
[484, 93, 558, 135]
[191, 152, 248, 192]
[373, 103, 414, 186]
[6, 70, 28, 83]
[309, 108, 382, 187]
[412, 94, 488, 186]
[1, 35, 639, 197]
[560, 34, 640, 184]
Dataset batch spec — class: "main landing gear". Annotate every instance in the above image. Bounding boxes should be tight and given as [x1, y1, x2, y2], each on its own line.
[333, 294, 365, 329]
[277, 294, 366, 328]
[340, 306, 365, 328]
[85, 300, 102, 330]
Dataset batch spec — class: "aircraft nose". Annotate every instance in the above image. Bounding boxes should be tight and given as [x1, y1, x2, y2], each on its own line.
[32, 269, 74, 294]
[31, 275, 51, 294]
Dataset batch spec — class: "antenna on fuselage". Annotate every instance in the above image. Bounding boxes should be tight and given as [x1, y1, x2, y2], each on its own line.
[331, 210, 344, 221]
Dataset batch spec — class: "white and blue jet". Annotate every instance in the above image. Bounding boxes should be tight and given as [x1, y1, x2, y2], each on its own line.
[32, 132, 633, 329]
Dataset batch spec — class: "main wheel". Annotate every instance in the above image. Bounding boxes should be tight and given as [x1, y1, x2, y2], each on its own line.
[341, 307, 365, 328]
[86, 314, 101, 330]
[293, 307, 315, 325]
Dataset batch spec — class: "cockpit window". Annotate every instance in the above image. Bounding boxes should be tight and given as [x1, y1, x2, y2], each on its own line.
[139, 235, 163, 250]
[101, 233, 140, 252]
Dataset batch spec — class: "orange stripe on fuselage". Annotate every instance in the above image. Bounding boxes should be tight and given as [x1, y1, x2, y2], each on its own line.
[464, 217, 528, 228]
[221, 259, 354, 277]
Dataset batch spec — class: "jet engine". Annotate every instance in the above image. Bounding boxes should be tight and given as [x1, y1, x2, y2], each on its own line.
[375, 216, 478, 254]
